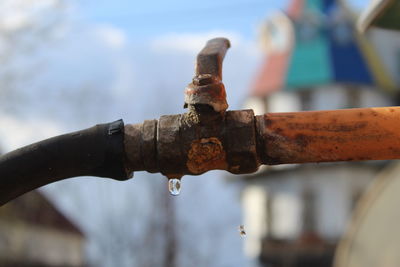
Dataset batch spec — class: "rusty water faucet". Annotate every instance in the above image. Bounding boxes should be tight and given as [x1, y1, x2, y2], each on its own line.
[123, 37, 400, 178]
[2, 37, 400, 204]
[125, 37, 259, 177]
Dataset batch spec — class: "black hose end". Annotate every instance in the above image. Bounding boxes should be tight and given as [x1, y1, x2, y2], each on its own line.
[92, 119, 133, 181]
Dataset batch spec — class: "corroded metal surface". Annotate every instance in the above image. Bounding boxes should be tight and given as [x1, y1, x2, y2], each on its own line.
[257, 107, 400, 164]
[196, 38, 230, 79]
[157, 115, 183, 176]
[141, 120, 158, 173]
[124, 123, 144, 172]
[225, 110, 259, 174]
[124, 109, 259, 177]
[185, 81, 228, 113]
[186, 137, 227, 174]
[184, 38, 230, 113]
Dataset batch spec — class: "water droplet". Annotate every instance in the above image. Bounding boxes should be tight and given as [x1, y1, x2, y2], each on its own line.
[168, 178, 181, 196]
[239, 225, 246, 237]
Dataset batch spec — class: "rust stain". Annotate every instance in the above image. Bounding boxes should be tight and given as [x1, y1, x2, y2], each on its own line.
[264, 118, 273, 127]
[294, 133, 309, 148]
[186, 137, 227, 174]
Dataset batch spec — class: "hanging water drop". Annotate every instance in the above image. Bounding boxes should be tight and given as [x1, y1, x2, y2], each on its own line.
[168, 178, 181, 196]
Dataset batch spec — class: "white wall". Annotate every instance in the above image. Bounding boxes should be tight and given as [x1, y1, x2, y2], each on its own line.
[243, 164, 378, 245]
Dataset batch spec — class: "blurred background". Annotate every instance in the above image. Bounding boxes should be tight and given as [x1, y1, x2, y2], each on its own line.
[1, 0, 400, 266]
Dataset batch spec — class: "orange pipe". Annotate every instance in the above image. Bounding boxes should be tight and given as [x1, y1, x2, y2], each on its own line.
[256, 106, 400, 165]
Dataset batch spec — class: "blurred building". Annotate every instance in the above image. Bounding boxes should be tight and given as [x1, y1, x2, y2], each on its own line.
[241, 0, 400, 266]
[0, 190, 85, 267]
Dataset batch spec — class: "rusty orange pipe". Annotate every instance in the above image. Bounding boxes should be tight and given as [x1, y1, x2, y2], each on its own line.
[256, 106, 400, 165]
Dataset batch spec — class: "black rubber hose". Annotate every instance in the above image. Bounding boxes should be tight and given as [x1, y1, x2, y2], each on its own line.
[0, 119, 132, 205]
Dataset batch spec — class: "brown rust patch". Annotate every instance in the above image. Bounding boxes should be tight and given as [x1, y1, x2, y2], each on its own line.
[295, 134, 309, 148]
[186, 137, 227, 174]
[181, 110, 200, 125]
[264, 117, 273, 127]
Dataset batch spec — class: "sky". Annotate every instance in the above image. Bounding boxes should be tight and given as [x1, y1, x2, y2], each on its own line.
[75, 0, 365, 40]
[77, 0, 289, 40]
